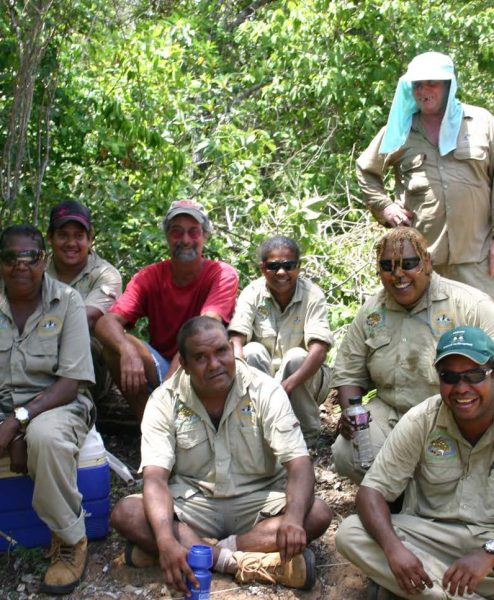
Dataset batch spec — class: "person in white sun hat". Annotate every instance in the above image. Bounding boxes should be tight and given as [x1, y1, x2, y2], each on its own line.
[357, 51, 494, 297]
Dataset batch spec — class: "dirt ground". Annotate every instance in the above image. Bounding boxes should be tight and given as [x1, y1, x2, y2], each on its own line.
[0, 399, 368, 600]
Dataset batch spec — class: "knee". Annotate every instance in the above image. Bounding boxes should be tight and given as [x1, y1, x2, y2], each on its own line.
[334, 514, 363, 557]
[331, 436, 363, 484]
[110, 496, 143, 535]
[306, 498, 332, 541]
[281, 347, 307, 373]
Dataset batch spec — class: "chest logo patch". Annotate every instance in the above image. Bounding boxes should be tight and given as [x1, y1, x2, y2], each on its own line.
[175, 401, 200, 430]
[433, 312, 454, 333]
[365, 309, 385, 332]
[37, 316, 62, 336]
[426, 433, 457, 459]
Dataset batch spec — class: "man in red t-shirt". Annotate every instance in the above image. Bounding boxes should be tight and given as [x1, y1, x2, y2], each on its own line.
[95, 200, 238, 420]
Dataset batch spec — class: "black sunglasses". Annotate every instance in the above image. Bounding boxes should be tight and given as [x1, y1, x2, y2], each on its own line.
[264, 260, 299, 272]
[379, 256, 421, 272]
[438, 368, 492, 385]
[0, 249, 46, 267]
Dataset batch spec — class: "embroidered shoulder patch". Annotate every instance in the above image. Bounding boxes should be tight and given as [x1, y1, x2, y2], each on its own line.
[256, 305, 270, 320]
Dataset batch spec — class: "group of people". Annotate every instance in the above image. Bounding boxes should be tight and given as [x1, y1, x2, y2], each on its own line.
[1, 49, 494, 600]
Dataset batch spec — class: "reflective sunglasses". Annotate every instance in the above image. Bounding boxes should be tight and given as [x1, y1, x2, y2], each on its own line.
[264, 260, 299, 272]
[438, 368, 492, 385]
[0, 249, 46, 267]
[379, 256, 421, 272]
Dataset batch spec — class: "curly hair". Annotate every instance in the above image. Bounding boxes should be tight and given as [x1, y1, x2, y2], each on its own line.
[375, 226, 430, 273]
[257, 236, 300, 263]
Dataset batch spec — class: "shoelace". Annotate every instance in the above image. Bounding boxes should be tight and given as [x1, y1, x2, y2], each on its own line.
[237, 555, 279, 584]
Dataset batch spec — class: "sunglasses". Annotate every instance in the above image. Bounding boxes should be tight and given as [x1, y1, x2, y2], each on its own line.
[379, 256, 421, 272]
[438, 368, 492, 385]
[0, 249, 46, 267]
[264, 260, 299, 272]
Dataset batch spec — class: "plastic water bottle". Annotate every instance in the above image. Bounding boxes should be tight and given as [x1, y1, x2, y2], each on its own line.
[346, 396, 374, 469]
[187, 544, 213, 599]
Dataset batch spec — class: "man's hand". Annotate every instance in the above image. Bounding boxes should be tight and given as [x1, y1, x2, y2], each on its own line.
[489, 240, 494, 276]
[442, 549, 494, 597]
[386, 544, 433, 595]
[0, 417, 20, 457]
[380, 203, 413, 228]
[276, 515, 307, 564]
[9, 436, 28, 474]
[120, 342, 147, 395]
[281, 378, 296, 397]
[157, 538, 197, 597]
[337, 408, 355, 440]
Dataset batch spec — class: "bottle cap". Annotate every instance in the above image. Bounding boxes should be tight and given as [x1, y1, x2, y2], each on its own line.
[348, 396, 362, 405]
[187, 544, 213, 569]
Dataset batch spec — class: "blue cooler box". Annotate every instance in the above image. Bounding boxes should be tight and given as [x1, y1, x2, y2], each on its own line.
[0, 427, 110, 551]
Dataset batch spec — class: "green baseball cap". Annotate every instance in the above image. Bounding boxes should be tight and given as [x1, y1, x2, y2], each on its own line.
[434, 326, 494, 366]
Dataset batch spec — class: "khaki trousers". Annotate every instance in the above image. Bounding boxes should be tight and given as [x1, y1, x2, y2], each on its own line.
[25, 402, 90, 545]
[244, 342, 331, 446]
[336, 513, 494, 599]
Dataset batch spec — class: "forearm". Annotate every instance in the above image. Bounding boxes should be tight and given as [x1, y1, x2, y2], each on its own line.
[229, 332, 247, 358]
[86, 306, 104, 332]
[27, 377, 79, 418]
[143, 468, 177, 549]
[164, 352, 180, 381]
[283, 456, 315, 524]
[94, 313, 129, 353]
[356, 486, 403, 556]
[283, 342, 328, 391]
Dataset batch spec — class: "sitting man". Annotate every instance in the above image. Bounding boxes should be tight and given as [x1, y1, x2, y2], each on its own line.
[0, 224, 95, 595]
[336, 326, 494, 599]
[110, 316, 332, 595]
[46, 200, 122, 402]
[332, 227, 494, 483]
[228, 236, 333, 447]
[95, 200, 238, 420]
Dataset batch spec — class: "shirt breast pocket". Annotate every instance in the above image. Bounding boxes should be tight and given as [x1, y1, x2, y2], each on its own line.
[27, 335, 59, 373]
[399, 154, 430, 194]
[419, 461, 463, 512]
[175, 425, 210, 476]
[231, 425, 267, 475]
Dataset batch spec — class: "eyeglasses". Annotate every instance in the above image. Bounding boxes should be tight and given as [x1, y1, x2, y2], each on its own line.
[438, 368, 493, 385]
[167, 227, 203, 241]
[264, 260, 299, 272]
[379, 256, 421, 272]
[0, 249, 46, 267]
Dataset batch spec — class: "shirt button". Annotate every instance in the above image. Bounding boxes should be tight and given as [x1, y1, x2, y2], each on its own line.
[443, 184, 448, 190]
[402, 338, 407, 342]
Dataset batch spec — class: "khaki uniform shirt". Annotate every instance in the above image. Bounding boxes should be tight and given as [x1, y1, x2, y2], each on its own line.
[0, 274, 95, 418]
[363, 395, 494, 535]
[332, 273, 494, 416]
[228, 277, 333, 371]
[47, 250, 122, 314]
[357, 104, 494, 266]
[140, 359, 308, 499]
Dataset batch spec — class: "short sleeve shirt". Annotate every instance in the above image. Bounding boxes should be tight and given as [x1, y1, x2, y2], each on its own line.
[47, 250, 122, 314]
[140, 359, 308, 499]
[363, 395, 494, 534]
[110, 259, 238, 359]
[0, 274, 95, 417]
[228, 277, 333, 371]
[332, 273, 494, 415]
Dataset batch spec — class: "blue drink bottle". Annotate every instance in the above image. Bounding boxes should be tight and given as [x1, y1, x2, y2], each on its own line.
[187, 544, 213, 599]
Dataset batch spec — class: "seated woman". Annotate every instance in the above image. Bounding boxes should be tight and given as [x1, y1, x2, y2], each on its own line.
[0, 225, 94, 594]
[228, 236, 333, 447]
[332, 227, 494, 483]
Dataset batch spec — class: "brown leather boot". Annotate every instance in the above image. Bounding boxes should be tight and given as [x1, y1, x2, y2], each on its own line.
[40, 535, 88, 595]
[234, 547, 316, 590]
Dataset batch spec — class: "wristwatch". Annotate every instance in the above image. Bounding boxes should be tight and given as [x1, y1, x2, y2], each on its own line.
[14, 406, 30, 429]
[482, 540, 494, 554]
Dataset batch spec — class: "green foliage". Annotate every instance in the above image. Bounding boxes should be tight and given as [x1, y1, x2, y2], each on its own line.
[1, 0, 493, 338]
